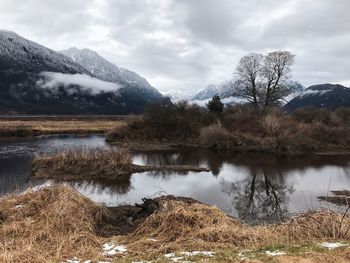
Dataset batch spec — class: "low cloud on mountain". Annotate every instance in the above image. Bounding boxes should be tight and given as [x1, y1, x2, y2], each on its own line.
[37, 72, 121, 94]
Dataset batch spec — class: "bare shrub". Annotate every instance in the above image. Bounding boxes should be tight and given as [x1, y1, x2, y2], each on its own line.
[200, 125, 236, 149]
[261, 114, 281, 137]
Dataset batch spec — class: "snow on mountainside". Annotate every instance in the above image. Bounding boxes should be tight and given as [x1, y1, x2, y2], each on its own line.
[161, 89, 193, 102]
[192, 84, 220, 100]
[286, 84, 350, 111]
[61, 47, 162, 99]
[0, 30, 89, 74]
[0, 31, 163, 114]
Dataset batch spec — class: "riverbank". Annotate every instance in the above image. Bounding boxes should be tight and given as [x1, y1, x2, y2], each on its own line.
[0, 116, 125, 137]
[106, 104, 350, 155]
[1, 185, 350, 262]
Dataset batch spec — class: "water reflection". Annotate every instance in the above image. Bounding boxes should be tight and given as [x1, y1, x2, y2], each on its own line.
[1, 136, 350, 224]
[220, 170, 293, 224]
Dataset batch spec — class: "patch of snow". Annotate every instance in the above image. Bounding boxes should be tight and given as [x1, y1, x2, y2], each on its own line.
[132, 261, 152, 263]
[181, 251, 215, 257]
[319, 242, 347, 249]
[63, 258, 92, 263]
[146, 238, 158, 242]
[165, 251, 215, 262]
[23, 181, 53, 194]
[164, 253, 176, 258]
[14, 204, 24, 209]
[64, 257, 80, 263]
[102, 243, 127, 257]
[265, 250, 286, 256]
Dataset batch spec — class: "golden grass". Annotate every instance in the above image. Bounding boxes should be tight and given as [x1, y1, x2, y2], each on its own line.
[1, 185, 350, 262]
[0, 185, 113, 263]
[121, 197, 350, 255]
[33, 147, 133, 180]
[0, 119, 125, 137]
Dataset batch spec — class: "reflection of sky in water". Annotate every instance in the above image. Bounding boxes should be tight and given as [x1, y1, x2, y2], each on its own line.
[1, 135, 350, 223]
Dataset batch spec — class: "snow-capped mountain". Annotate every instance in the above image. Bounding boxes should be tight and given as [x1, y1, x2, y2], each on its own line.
[0, 30, 89, 74]
[191, 81, 243, 107]
[61, 47, 162, 100]
[0, 31, 163, 114]
[192, 84, 220, 100]
[286, 84, 350, 111]
[161, 89, 193, 102]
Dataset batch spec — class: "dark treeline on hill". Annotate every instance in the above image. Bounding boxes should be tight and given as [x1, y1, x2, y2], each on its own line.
[107, 101, 350, 155]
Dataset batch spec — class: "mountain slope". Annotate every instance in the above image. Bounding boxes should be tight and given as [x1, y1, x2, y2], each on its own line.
[285, 84, 350, 111]
[192, 84, 220, 100]
[0, 31, 162, 114]
[0, 31, 89, 74]
[61, 47, 162, 102]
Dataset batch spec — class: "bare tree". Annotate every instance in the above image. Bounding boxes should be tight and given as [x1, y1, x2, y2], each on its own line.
[235, 53, 263, 111]
[234, 51, 295, 112]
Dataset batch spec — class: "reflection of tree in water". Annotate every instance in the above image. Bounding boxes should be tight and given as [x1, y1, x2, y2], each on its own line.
[220, 168, 294, 224]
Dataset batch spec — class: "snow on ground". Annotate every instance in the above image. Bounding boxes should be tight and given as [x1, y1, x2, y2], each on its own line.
[265, 250, 286, 256]
[146, 238, 158, 242]
[164, 251, 215, 262]
[102, 243, 127, 257]
[319, 242, 347, 249]
[64, 257, 92, 263]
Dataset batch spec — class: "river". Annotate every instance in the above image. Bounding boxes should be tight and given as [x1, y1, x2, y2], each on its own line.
[1, 134, 349, 224]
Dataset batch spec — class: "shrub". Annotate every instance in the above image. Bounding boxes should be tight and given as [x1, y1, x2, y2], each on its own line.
[261, 114, 281, 137]
[200, 125, 237, 149]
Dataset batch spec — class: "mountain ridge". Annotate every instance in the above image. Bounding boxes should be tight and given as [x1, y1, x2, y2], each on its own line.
[0, 31, 163, 114]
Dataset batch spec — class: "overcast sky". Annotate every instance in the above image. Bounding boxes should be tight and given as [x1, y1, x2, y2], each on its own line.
[0, 0, 349, 94]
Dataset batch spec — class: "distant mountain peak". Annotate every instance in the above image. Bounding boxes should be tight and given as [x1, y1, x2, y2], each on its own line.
[286, 83, 350, 110]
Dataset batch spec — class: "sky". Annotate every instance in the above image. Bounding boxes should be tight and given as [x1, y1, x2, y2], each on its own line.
[0, 0, 349, 94]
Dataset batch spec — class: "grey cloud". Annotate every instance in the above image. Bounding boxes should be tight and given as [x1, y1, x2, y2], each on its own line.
[0, 0, 349, 93]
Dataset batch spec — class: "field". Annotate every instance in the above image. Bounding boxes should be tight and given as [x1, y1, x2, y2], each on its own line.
[0, 116, 126, 137]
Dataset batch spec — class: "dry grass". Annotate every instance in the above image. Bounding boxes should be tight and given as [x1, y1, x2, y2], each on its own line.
[0, 185, 113, 263]
[0, 119, 125, 137]
[33, 147, 133, 180]
[1, 185, 350, 262]
[123, 198, 350, 253]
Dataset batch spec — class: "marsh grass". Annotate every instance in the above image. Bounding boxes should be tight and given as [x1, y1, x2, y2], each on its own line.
[33, 147, 133, 180]
[1, 185, 350, 262]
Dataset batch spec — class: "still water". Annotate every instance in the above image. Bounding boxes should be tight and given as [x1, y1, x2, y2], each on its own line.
[1, 135, 349, 224]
